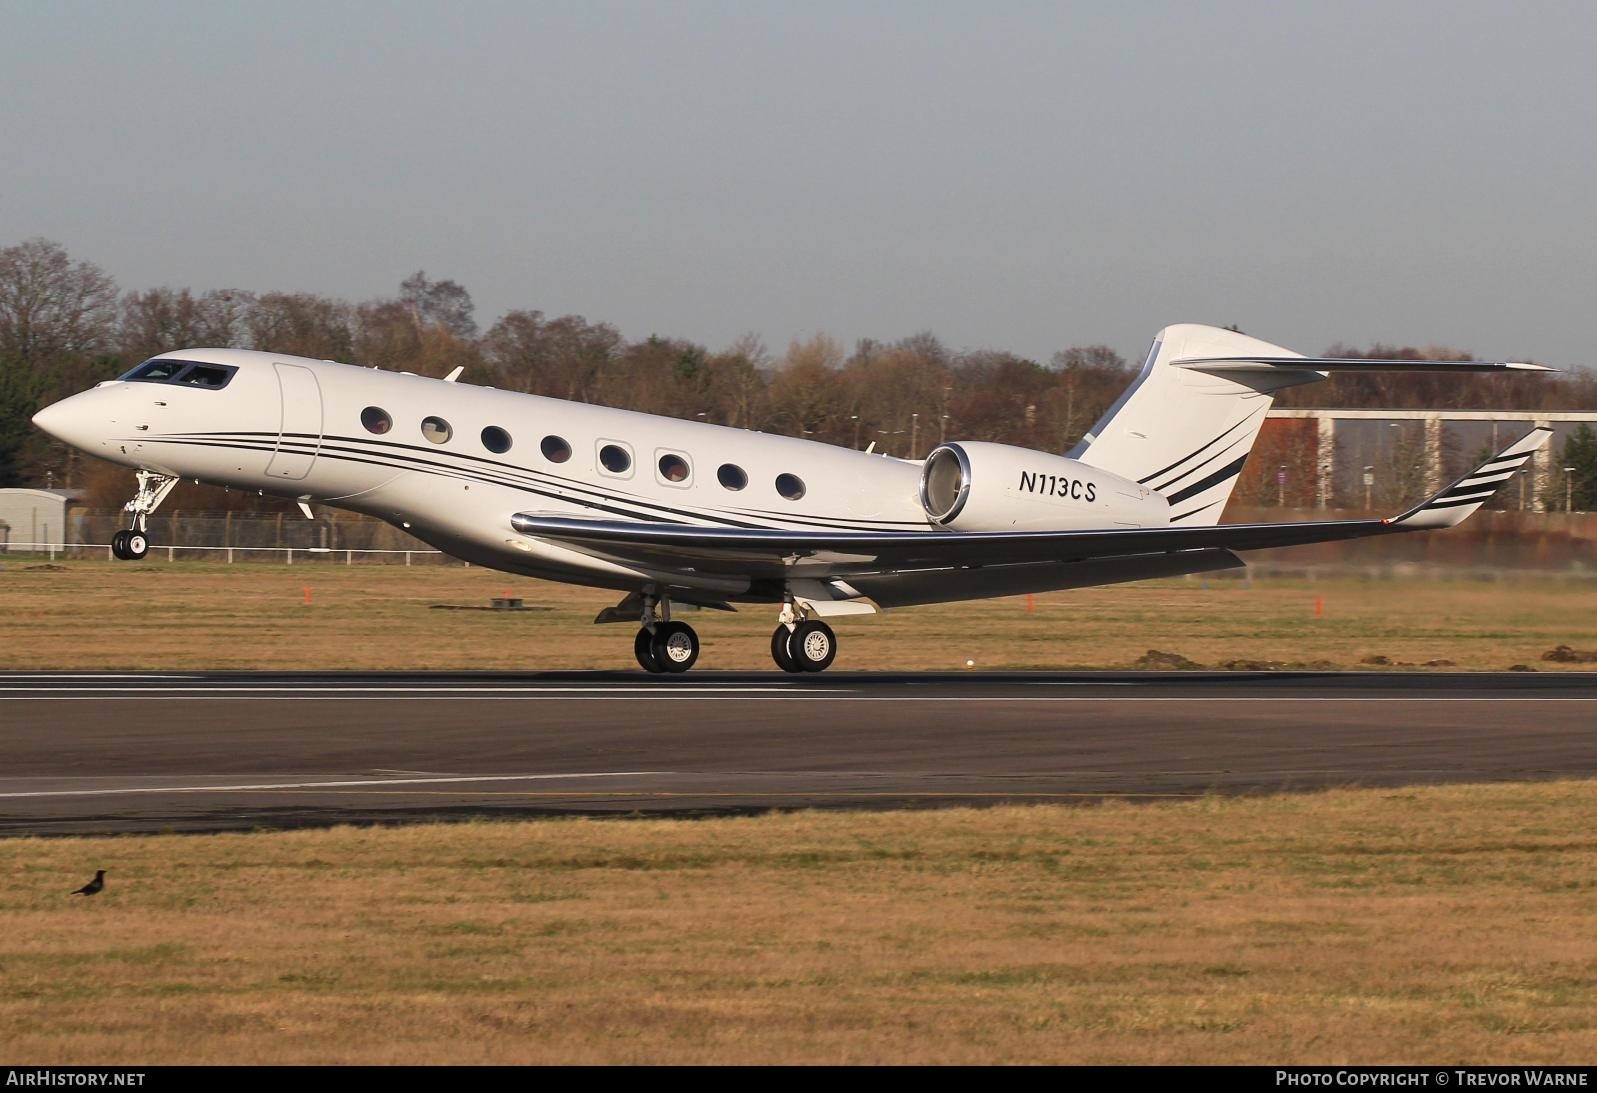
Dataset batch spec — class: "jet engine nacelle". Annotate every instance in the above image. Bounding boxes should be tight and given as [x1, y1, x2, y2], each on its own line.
[919, 441, 1169, 531]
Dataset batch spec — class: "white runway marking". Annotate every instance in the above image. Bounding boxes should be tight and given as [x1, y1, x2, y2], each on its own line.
[0, 685, 826, 694]
[0, 673, 200, 680]
[0, 771, 672, 800]
[1, 694, 1593, 703]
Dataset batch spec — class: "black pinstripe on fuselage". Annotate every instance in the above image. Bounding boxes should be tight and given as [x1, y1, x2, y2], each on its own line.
[139, 430, 931, 533]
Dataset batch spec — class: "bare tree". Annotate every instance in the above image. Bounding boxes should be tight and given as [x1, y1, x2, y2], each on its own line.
[1044, 344, 1132, 450]
[118, 287, 252, 360]
[244, 292, 354, 360]
[705, 333, 769, 429]
[0, 238, 118, 365]
[768, 335, 844, 440]
[481, 310, 624, 400]
[399, 271, 477, 338]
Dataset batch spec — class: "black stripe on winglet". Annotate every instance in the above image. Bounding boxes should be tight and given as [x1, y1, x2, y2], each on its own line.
[1476, 456, 1529, 473]
[1165, 454, 1248, 505]
[1435, 488, 1497, 504]
[1426, 495, 1497, 509]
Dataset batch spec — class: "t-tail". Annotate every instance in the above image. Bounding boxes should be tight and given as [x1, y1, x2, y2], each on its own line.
[1069, 324, 1552, 526]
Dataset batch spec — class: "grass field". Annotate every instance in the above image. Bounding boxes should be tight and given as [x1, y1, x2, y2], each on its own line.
[1, 557, 1593, 671]
[2, 783, 1594, 1064]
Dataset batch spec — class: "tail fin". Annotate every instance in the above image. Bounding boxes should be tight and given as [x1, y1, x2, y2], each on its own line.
[1069, 325, 1315, 525]
[1071, 324, 1550, 526]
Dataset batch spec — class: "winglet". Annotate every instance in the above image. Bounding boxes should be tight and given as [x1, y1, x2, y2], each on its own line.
[1390, 427, 1551, 530]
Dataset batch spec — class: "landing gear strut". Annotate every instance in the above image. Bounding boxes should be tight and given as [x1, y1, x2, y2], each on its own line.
[632, 591, 700, 674]
[111, 471, 177, 560]
[770, 600, 838, 673]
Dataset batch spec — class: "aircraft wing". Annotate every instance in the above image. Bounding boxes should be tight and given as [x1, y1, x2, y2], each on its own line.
[509, 428, 1549, 580]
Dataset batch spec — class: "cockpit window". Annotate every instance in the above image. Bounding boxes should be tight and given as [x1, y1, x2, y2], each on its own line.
[175, 364, 234, 388]
[119, 358, 238, 390]
[122, 359, 189, 382]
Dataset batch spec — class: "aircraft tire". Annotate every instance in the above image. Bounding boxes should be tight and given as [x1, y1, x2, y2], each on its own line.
[650, 621, 699, 674]
[634, 627, 664, 673]
[771, 626, 802, 673]
[790, 620, 837, 673]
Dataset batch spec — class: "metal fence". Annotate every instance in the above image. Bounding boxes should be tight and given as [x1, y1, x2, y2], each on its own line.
[3, 505, 1594, 574]
[3, 509, 458, 565]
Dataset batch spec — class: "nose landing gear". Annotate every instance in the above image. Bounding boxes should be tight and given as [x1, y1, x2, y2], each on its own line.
[110, 529, 149, 560]
[110, 471, 178, 561]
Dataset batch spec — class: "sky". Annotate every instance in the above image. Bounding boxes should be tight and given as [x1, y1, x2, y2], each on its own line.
[3, 1, 1594, 368]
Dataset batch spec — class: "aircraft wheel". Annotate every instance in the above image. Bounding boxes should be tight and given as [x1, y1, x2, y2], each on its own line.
[770, 626, 802, 673]
[110, 530, 130, 560]
[790, 620, 837, 673]
[634, 627, 664, 673]
[125, 531, 149, 560]
[650, 621, 699, 674]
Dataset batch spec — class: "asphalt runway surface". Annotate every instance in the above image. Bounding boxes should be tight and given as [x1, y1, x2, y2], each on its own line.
[2, 670, 1595, 835]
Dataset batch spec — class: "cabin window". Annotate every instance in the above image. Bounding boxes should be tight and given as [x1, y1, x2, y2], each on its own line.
[481, 426, 512, 454]
[775, 473, 806, 501]
[540, 435, 572, 463]
[421, 416, 453, 444]
[657, 453, 691, 485]
[717, 463, 748, 491]
[598, 443, 632, 475]
[361, 406, 393, 435]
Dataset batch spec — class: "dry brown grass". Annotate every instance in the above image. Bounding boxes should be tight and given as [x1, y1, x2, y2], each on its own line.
[2, 783, 1596, 1063]
[0, 557, 1593, 671]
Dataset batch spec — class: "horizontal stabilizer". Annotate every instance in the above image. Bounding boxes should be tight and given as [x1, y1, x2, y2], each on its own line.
[1172, 356, 1555, 374]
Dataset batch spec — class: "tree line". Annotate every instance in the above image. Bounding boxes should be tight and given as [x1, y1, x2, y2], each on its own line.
[3, 237, 1595, 511]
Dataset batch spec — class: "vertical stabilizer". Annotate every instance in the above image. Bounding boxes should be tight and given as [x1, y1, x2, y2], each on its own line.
[1070, 325, 1322, 525]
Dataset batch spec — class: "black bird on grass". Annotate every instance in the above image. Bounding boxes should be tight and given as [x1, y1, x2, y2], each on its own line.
[72, 870, 106, 896]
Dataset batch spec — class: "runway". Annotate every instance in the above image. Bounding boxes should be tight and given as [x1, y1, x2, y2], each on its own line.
[2, 670, 1595, 835]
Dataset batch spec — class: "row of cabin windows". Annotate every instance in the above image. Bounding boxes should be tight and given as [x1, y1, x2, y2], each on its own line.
[359, 406, 805, 500]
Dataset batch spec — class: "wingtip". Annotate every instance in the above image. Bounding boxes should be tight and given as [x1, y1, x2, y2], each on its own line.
[1392, 425, 1548, 530]
[1505, 362, 1559, 372]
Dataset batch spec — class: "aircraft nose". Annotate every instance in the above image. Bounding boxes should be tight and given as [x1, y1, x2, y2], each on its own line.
[31, 393, 99, 450]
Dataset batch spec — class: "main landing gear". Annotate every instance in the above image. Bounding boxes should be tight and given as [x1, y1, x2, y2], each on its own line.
[632, 592, 701, 675]
[110, 471, 178, 561]
[624, 591, 841, 674]
[770, 602, 837, 673]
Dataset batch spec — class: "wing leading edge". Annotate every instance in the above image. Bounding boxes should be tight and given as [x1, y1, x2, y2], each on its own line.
[509, 428, 1550, 579]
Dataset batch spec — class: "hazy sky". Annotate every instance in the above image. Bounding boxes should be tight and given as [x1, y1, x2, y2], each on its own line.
[3, 1, 1593, 368]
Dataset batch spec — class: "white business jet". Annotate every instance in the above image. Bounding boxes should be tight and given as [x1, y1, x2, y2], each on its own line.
[31, 323, 1550, 673]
